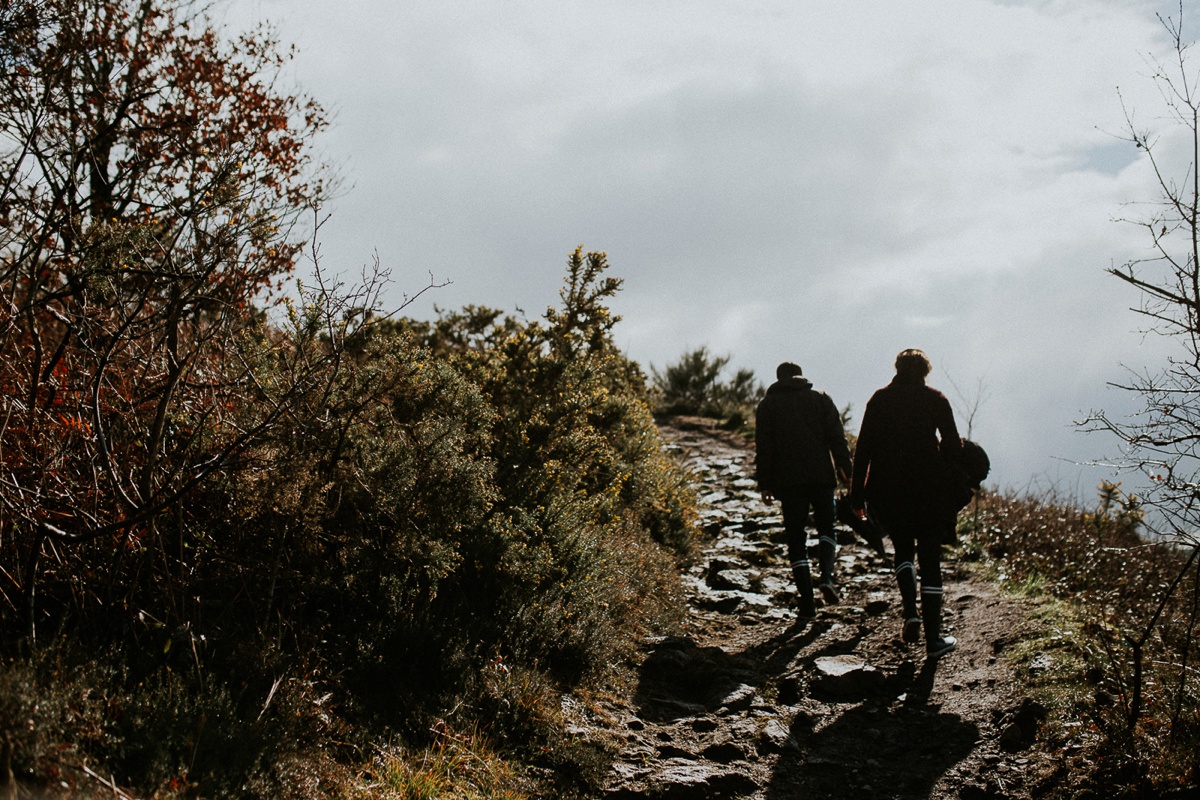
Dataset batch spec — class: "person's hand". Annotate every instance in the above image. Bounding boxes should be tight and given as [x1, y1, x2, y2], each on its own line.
[848, 494, 865, 519]
[761, 489, 774, 504]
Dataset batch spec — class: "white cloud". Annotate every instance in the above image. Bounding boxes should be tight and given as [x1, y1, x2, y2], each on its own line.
[219, 0, 1200, 496]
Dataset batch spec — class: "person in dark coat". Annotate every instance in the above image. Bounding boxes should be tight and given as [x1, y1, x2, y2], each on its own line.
[755, 362, 853, 621]
[849, 348, 962, 657]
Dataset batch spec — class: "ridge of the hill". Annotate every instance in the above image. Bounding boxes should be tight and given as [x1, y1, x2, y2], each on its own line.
[565, 416, 1056, 800]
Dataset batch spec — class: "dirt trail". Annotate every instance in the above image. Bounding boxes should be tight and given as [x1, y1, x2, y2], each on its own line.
[583, 417, 1053, 799]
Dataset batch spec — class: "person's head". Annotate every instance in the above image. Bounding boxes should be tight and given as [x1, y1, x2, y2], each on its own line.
[776, 362, 803, 380]
[894, 348, 931, 380]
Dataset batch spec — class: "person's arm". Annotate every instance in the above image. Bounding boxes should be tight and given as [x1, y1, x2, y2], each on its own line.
[754, 403, 775, 503]
[935, 392, 963, 459]
[824, 395, 853, 484]
[849, 399, 876, 510]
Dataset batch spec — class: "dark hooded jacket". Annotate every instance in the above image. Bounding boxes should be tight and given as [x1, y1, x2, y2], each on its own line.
[754, 376, 853, 491]
[850, 374, 962, 516]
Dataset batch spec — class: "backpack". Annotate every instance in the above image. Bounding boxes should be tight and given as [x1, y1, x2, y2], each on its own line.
[946, 438, 990, 512]
[960, 439, 991, 486]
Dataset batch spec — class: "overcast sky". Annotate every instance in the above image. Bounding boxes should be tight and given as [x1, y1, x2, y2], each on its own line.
[223, 0, 1199, 501]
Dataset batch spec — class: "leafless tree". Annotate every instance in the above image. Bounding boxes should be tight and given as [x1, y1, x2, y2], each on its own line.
[1090, 4, 1200, 547]
[1082, 2, 1200, 734]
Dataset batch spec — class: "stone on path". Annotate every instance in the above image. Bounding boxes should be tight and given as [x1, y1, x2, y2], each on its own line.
[606, 760, 760, 799]
[810, 654, 885, 698]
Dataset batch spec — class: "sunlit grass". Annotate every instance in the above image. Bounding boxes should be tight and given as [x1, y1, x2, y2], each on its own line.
[353, 726, 529, 800]
[959, 490, 1200, 795]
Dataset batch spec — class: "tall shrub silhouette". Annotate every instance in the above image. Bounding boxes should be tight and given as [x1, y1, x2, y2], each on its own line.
[651, 346, 763, 424]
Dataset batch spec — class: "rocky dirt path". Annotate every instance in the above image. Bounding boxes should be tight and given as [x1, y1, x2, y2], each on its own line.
[586, 417, 1053, 799]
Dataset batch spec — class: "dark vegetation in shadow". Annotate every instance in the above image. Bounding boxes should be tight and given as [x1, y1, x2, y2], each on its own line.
[0, 239, 699, 798]
[0, 2, 699, 791]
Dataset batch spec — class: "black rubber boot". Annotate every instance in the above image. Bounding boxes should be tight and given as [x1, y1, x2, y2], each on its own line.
[922, 587, 956, 657]
[792, 559, 816, 620]
[896, 561, 920, 643]
[818, 534, 840, 604]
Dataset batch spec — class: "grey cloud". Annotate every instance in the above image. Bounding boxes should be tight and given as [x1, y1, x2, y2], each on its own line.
[238, 0, 1193, 501]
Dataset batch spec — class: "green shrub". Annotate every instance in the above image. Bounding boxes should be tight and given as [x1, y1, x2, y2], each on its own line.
[209, 251, 695, 746]
[387, 248, 694, 695]
[0, 645, 353, 799]
[650, 347, 763, 426]
[0, 247, 698, 797]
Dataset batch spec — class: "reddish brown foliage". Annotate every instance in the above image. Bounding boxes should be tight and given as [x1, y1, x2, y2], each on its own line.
[0, 0, 328, 630]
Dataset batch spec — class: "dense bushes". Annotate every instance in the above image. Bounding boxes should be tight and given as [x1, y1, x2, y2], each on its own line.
[0, 248, 698, 797]
[306, 248, 696, 729]
[0, 4, 698, 795]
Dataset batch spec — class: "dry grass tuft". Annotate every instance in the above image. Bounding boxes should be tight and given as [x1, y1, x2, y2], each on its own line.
[960, 487, 1200, 795]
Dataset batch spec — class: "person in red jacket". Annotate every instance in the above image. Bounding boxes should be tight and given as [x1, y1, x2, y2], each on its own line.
[755, 362, 853, 621]
[850, 349, 962, 657]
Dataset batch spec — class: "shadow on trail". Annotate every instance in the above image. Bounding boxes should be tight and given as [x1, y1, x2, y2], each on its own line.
[765, 658, 980, 800]
[634, 619, 826, 722]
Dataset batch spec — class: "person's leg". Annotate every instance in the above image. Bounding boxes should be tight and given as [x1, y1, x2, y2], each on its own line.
[917, 532, 955, 656]
[873, 505, 920, 643]
[810, 487, 840, 604]
[779, 489, 816, 619]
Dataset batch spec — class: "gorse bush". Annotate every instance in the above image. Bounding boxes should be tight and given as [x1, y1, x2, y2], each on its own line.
[0, 1, 696, 794]
[386, 248, 695, 685]
[246, 248, 696, 748]
[650, 346, 763, 427]
[0, 245, 696, 798]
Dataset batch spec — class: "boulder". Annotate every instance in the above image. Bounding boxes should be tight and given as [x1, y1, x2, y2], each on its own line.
[756, 719, 796, 754]
[810, 654, 885, 698]
[706, 568, 756, 593]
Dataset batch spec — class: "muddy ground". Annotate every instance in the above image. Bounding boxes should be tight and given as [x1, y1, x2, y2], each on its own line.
[570, 416, 1060, 800]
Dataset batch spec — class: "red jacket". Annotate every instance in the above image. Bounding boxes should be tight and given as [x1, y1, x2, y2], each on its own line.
[850, 375, 962, 515]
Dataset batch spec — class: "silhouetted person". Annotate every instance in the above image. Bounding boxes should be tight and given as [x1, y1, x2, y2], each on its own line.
[850, 348, 962, 657]
[755, 362, 853, 621]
